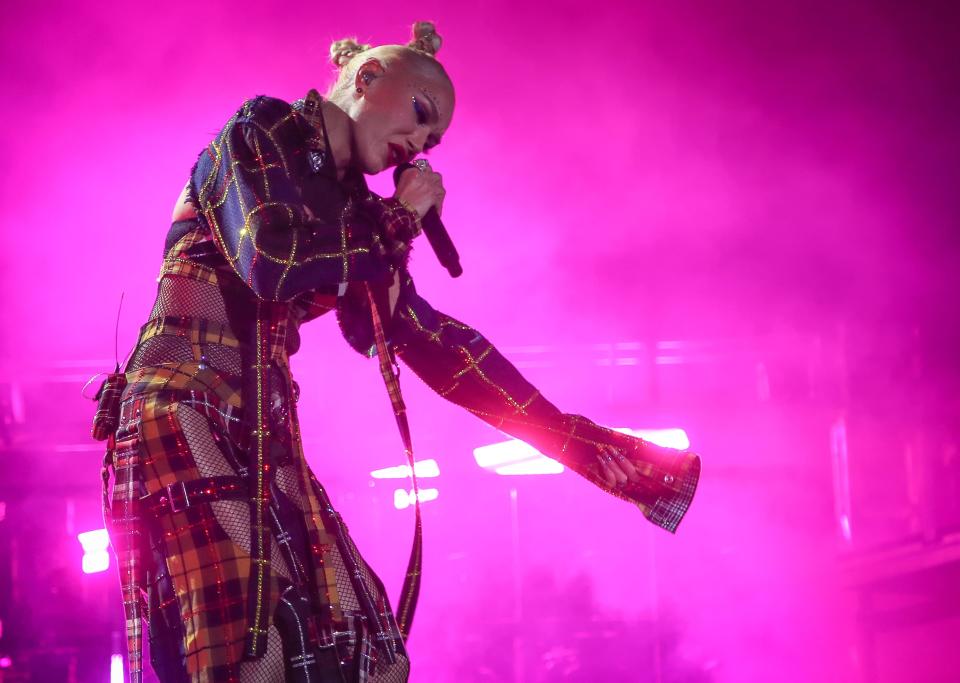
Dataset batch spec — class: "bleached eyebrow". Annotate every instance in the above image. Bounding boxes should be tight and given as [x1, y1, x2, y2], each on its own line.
[419, 88, 444, 149]
[419, 88, 440, 120]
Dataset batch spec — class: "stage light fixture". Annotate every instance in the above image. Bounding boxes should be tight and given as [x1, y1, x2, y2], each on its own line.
[473, 440, 564, 476]
[393, 488, 439, 510]
[473, 428, 690, 476]
[77, 528, 110, 574]
[611, 427, 690, 450]
[370, 459, 440, 479]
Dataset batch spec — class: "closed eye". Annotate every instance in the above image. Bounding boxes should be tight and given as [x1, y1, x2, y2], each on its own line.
[413, 95, 442, 154]
[412, 96, 428, 125]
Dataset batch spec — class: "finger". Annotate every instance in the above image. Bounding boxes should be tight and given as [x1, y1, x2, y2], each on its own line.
[599, 463, 617, 488]
[613, 450, 640, 482]
[599, 447, 628, 486]
[608, 447, 631, 485]
[399, 166, 421, 187]
[609, 461, 628, 486]
[595, 450, 617, 487]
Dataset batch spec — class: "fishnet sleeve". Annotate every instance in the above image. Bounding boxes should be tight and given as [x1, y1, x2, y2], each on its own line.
[390, 274, 702, 533]
[192, 96, 409, 301]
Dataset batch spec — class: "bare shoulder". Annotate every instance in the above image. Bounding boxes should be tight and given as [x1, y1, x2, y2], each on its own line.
[171, 181, 197, 222]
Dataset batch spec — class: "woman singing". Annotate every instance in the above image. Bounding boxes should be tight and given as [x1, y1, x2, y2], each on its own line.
[94, 21, 700, 683]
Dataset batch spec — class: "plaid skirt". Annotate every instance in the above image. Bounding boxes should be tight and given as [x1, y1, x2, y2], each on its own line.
[104, 378, 410, 683]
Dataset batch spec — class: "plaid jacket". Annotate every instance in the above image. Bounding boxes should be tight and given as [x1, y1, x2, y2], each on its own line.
[99, 94, 700, 682]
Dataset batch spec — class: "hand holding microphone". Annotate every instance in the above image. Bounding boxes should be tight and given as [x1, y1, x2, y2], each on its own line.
[393, 159, 462, 278]
[394, 158, 445, 219]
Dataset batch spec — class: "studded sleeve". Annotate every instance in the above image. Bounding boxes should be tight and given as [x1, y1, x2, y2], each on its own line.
[191, 96, 420, 301]
[389, 275, 701, 533]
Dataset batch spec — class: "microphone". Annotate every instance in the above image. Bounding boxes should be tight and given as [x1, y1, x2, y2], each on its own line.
[393, 163, 463, 278]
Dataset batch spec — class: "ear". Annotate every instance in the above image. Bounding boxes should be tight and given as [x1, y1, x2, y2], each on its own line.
[355, 58, 387, 94]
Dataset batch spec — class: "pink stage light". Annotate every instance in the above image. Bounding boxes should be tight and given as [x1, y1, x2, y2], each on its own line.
[473, 428, 690, 476]
[111, 654, 124, 683]
[472, 440, 565, 476]
[611, 427, 690, 450]
[0, 656, 12, 669]
[393, 488, 439, 510]
[370, 459, 440, 479]
[77, 528, 110, 574]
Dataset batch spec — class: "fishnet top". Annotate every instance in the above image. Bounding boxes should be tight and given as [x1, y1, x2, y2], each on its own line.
[122, 225, 411, 680]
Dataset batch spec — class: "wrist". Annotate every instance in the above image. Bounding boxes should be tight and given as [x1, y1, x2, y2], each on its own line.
[379, 197, 423, 240]
[395, 197, 422, 221]
[373, 197, 422, 270]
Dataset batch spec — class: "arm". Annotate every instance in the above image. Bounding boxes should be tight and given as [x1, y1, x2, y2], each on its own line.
[191, 96, 419, 301]
[385, 274, 700, 534]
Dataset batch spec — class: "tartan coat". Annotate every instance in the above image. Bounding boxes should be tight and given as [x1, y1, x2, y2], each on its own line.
[97, 94, 701, 682]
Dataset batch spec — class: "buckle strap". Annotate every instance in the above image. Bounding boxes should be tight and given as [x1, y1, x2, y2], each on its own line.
[139, 476, 247, 516]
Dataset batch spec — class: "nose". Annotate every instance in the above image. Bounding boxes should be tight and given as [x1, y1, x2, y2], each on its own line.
[406, 129, 430, 156]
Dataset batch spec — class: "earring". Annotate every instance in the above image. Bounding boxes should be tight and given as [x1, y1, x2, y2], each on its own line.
[356, 86, 363, 94]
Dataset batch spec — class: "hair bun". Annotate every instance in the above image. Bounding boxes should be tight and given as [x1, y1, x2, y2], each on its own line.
[329, 37, 372, 68]
[408, 21, 442, 56]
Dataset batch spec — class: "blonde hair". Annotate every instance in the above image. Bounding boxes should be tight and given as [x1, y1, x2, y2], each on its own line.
[327, 21, 449, 98]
